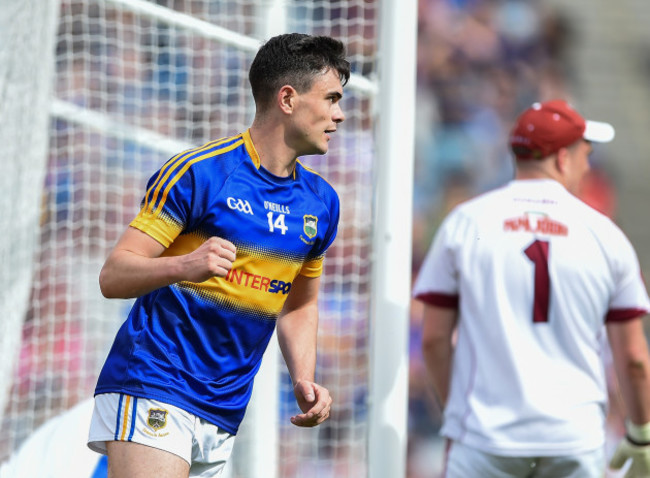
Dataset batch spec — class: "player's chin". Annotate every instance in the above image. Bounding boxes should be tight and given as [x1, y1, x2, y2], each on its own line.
[319, 133, 333, 152]
[308, 144, 328, 155]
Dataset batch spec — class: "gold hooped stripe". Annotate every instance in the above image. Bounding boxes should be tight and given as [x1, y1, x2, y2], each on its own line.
[143, 135, 241, 215]
[153, 139, 245, 217]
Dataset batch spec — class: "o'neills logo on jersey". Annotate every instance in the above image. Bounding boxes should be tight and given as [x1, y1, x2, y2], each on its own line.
[264, 200, 290, 214]
[504, 212, 568, 236]
[224, 268, 292, 294]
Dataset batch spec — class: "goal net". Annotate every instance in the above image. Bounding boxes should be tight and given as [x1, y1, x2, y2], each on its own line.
[0, 0, 385, 476]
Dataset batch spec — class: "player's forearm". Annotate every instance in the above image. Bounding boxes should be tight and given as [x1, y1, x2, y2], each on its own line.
[99, 250, 186, 299]
[420, 304, 457, 408]
[617, 356, 650, 425]
[422, 339, 453, 407]
[609, 318, 650, 425]
[277, 307, 318, 385]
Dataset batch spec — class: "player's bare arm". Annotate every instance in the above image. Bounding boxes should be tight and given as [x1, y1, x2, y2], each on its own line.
[277, 274, 332, 427]
[607, 316, 650, 425]
[421, 304, 458, 407]
[607, 316, 650, 475]
[99, 226, 236, 299]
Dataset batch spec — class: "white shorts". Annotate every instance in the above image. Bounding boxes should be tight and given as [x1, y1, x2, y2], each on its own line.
[88, 393, 234, 476]
[446, 441, 605, 478]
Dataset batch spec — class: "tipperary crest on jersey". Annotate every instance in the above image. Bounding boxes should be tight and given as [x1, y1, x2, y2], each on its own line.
[303, 215, 318, 239]
[147, 408, 168, 430]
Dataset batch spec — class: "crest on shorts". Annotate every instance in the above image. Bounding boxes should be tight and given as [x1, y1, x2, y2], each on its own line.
[147, 408, 168, 430]
[303, 215, 318, 239]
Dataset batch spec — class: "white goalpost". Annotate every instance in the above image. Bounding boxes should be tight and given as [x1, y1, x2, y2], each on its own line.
[369, 2, 417, 477]
[0, 1, 416, 477]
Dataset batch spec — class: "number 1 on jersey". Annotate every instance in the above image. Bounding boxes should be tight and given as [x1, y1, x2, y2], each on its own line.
[524, 240, 550, 323]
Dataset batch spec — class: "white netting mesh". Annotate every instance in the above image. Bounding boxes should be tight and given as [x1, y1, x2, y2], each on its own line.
[0, 0, 61, 452]
[1, 1, 379, 476]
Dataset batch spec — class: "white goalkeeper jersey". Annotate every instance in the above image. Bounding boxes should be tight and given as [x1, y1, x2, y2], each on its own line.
[413, 179, 650, 456]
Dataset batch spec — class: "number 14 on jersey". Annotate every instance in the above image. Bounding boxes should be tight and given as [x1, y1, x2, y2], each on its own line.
[267, 212, 287, 235]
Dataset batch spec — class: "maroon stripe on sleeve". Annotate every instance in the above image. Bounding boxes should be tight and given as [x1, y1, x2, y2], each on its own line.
[414, 292, 459, 308]
[605, 308, 650, 323]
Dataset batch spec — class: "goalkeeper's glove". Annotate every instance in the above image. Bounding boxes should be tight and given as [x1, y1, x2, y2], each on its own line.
[609, 421, 650, 478]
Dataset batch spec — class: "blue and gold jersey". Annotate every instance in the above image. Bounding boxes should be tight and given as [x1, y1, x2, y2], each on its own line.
[95, 130, 340, 434]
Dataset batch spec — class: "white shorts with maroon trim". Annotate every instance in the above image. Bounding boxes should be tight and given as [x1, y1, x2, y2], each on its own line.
[445, 440, 605, 478]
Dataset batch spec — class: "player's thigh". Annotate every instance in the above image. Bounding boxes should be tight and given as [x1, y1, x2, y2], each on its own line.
[446, 440, 536, 478]
[106, 440, 189, 478]
[534, 448, 604, 478]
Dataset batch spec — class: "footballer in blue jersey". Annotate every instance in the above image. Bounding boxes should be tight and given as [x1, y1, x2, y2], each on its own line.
[88, 33, 350, 477]
[95, 129, 340, 433]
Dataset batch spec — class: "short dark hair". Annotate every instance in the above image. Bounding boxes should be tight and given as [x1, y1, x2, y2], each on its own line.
[249, 33, 351, 110]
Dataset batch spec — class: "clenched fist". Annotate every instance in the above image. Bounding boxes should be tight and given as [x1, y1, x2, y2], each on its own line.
[181, 237, 237, 283]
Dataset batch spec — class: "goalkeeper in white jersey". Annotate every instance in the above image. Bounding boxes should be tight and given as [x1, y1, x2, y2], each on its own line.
[413, 99, 650, 477]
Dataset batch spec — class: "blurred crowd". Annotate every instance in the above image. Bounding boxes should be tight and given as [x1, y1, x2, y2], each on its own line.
[408, 1, 622, 476]
[412, 0, 578, 264]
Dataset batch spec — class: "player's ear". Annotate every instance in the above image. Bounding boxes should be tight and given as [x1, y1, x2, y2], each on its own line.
[278, 85, 296, 114]
[555, 147, 570, 175]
